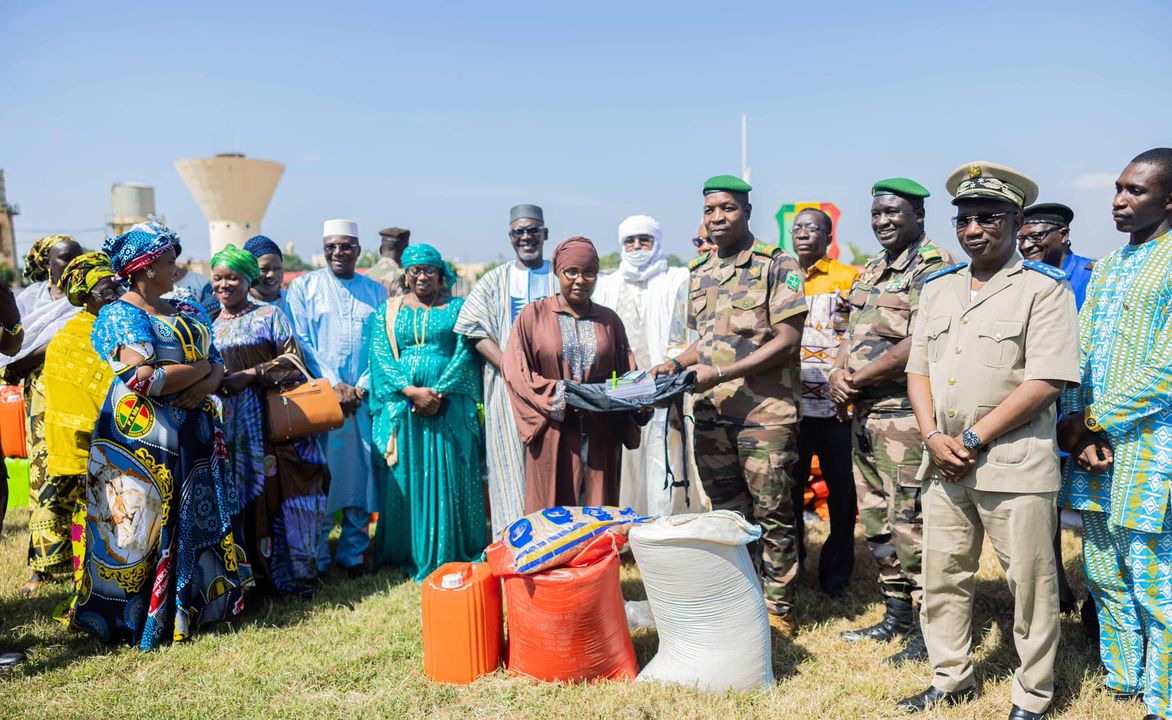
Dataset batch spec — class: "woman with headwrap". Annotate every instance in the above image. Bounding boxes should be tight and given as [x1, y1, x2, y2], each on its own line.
[211, 244, 328, 598]
[75, 221, 249, 648]
[243, 234, 291, 318]
[0, 234, 83, 594]
[41, 253, 123, 614]
[503, 237, 646, 512]
[368, 244, 485, 580]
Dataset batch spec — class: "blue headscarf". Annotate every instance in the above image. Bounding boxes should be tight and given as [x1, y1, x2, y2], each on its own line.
[244, 235, 282, 260]
[401, 243, 457, 288]
[103, 220, 182, 279]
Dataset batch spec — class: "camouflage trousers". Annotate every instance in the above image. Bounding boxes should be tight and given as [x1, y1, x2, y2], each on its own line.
[695, 420, 798, 616]
[852, 407, 924, 604]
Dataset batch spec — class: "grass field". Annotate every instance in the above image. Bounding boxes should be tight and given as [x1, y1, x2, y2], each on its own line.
[0, 508, 1138, 720]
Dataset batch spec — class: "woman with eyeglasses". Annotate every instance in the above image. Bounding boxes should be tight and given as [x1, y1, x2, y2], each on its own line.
[503, 237, 647, 512]
[41, 253, 123, 615]
[368, 244, 485, 580]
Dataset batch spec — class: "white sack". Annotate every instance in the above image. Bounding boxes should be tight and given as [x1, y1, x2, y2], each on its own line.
[630, 510, 772, 691]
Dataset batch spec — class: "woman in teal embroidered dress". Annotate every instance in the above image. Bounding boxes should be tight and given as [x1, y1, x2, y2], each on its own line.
[369, 244, 486, 580]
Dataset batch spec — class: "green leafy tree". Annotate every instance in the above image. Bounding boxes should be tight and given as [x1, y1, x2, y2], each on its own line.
[846, 242, 874, 266]
[357, 250, 379, 269]
[283, 252, 312, 271]
[0, 264, 15, 287]
[599, 252, 621, 271]
[666, 254, 685, 268]
[476, 262, 499, 280]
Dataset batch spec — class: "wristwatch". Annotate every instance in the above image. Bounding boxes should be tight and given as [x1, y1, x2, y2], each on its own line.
[961, 428, 983, 450]
[670, 357, 684, 374]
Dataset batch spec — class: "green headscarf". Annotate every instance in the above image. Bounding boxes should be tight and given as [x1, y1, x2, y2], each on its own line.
[210, 244, 260, 285]
[401, 243, 458, 287]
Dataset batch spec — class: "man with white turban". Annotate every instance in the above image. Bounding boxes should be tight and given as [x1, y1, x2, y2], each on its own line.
[594, 215, 699, 516]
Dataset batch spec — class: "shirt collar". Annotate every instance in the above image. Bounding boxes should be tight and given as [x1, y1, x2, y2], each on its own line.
[887, 235, 925, 272]
[806, 255, 833, 278]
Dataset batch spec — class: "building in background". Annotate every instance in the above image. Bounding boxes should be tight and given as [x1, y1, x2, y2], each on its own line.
[175, 152, 284, 258]
[110, 182, 158, 236]
[0, 170, 19, 278]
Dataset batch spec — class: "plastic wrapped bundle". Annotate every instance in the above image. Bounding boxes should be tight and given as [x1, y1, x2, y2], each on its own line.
[629, 511, 773, 690]
[504, 550, 637, 682]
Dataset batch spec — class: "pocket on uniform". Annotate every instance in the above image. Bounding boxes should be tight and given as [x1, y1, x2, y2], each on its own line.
[897, 463, 922, 489]
[871, 292, 912, 338]
[976, 320, 1024, 368]
[975, 403, 1031, 465]
[690, 291, 708, 317]
[848, 284, 871, 309]
[926, 315, 951, 362]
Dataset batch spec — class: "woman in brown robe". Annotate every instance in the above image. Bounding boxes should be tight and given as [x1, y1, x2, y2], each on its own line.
[503, 237, 646, 512]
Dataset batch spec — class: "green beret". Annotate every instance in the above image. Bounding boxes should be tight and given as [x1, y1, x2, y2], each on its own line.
[703, 175, 752, 195]
[872, 177, 930, 200]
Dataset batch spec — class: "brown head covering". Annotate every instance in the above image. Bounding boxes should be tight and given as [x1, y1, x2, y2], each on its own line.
[553, 237, 599, 273]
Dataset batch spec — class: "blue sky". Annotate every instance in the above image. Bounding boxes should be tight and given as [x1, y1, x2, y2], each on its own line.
[3, 1, 1169, 265]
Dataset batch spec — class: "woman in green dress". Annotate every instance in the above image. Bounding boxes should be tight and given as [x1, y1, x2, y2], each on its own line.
[368, 244, 485, 581]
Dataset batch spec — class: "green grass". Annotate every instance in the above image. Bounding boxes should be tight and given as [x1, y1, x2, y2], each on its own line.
[0, 508, 1134, 720]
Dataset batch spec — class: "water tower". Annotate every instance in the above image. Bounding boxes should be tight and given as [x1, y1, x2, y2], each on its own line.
[175, 153, 284, 257]
[110, 183, 157, 236]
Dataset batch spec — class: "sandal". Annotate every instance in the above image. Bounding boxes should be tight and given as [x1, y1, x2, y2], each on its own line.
[20, 572, 45, 597]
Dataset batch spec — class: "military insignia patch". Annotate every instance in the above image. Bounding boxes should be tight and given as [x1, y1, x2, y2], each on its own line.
[786, 273, 801, 291]
[1022, 259, 1069, 281]
[925, 262, 969, 283]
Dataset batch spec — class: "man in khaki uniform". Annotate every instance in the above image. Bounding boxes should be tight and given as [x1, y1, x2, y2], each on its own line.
[653, 174, 807, 638]
[832, 178, 953, 664]
[897, 161, 1079, 720]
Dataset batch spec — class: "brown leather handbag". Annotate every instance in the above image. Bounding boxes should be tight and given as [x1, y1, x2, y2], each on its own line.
[266, 354, 345, 442]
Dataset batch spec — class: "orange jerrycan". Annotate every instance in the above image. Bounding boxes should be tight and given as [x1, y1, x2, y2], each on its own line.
[421, 562, 503, 684]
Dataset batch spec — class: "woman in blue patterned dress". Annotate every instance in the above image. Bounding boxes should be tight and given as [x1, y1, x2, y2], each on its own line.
[211, 245, 328, 598]
[74, 222, 250, 649]
[368, 244, 486, 581]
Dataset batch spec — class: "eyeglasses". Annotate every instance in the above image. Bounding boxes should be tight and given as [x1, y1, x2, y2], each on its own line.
[791, 222, 825, 234]
[561, 268, 599, 280]
[1017, 227, 1061, 244]
[93, 286, 124, 301]
[324, 242, 359, 254]
[510, 226, 545, 239]
[691, 237, 708, 247]
[406, 266, 439, 278]
[952, 212, 1013, 230]
[622, 236, 655, 249]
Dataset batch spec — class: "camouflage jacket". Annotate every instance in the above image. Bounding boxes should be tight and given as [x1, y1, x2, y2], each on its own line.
[846, 235, 953, 410]
[687, 235, 808, 426]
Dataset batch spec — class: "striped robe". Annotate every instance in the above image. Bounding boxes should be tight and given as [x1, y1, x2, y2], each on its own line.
[454, 261, 557, 535]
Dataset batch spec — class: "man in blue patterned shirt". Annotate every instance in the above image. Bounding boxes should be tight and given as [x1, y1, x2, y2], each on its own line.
[1059, 147, 1172, 720]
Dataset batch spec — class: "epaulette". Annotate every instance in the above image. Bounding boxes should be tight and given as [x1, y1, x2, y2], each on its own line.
[688, 252, 710, 270]
[918, 242, 943, 263]
[925, 262, 968, 283]
[1023, 259, 1068, 281]
[751, 240, 781, 258]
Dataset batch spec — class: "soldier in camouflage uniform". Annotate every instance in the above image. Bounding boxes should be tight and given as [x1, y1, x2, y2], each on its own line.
[829, 178, 953, 665]
[653, 175, 808, 639]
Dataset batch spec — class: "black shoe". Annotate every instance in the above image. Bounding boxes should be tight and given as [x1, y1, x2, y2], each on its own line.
[886, 624, 928, 666]
[0, 652, 25, 670]
[1112, 690, 1142, 702]
[1081, 595, 1100, 640]
[1141, 715, 1165, 720]
[1008, 704, 1046, 720]
[896, 686, 975, 713]
[843, 597, 915, 643]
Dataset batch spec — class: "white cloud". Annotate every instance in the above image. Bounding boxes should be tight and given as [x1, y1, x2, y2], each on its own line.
[1071, 172, 1116, 191]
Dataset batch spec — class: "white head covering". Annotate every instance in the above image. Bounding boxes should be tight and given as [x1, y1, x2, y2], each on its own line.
[323, 219, 359, 239]
[617, 214, 667, 282]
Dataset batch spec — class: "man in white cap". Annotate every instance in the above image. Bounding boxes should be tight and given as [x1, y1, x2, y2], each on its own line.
[594, 214, 696, 515]
[286, 219, 388, 578]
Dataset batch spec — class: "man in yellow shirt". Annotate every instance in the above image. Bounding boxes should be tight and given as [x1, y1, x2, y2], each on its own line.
[792, 208, 860, 596]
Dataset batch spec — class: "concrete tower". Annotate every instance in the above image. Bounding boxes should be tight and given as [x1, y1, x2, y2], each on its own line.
[110, 183, 157, 236]
[175, 153, 284, 257]
[0, 170, 18, 275]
